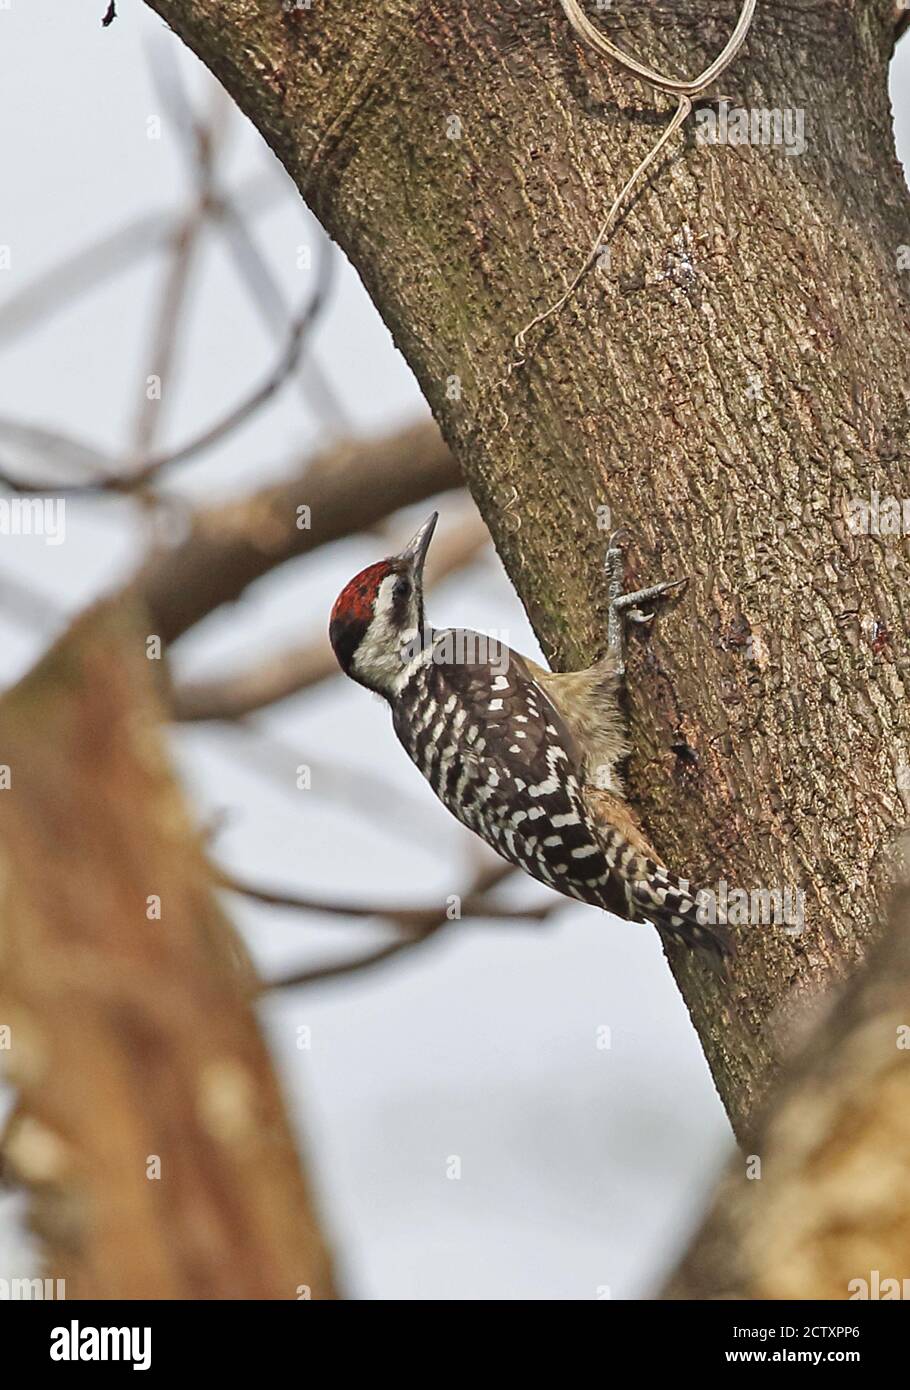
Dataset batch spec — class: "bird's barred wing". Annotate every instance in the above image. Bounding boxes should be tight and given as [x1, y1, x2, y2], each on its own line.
[395, 644, 630, 911]
[393, 638, 731, 966]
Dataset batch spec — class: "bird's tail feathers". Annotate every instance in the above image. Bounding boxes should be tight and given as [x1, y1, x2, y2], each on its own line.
[611, 841, 733, 974]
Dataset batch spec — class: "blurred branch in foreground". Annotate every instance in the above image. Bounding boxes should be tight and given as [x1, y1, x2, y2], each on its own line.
[664, 878, 910, 1299]
[0, 601, 335, 1297]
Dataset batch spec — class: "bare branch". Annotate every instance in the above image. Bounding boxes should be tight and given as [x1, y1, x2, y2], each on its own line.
[260, 858, 562, 992]
[213, 198, 350, 432]
[128, 66, 229, 460]
[0, 62, 324, 498]
[171, 510, 489, 720]
[136, 418, 460, 645]
[205, 718, 441, 842]
[0, 175, 279, 349]
[217, 863, 551, 931]
[174, 638, 337, 722]
[0, 268, 332, 497]
[145, 31, 225, 172]
[267, 936, 426, 989]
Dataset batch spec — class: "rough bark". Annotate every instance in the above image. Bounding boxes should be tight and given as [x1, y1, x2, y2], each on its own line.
[141, 0, 910, 1136]
[0, 602, 335, 1298]
[664, 877, 910, 1299]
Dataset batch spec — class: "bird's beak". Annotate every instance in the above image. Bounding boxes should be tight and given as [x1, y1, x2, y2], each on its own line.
[397, 510, 438, 580]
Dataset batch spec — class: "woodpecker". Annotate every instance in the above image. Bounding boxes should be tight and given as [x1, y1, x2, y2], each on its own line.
[329, 513, 730, 968]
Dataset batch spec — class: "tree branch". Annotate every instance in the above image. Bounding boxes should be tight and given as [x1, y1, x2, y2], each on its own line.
[170, 508, 488, 719]
[136, 418, 460, 645]
[218, 863, 549, 930]
[0, 601, 336, 1297]
[258, 857, 568, 992]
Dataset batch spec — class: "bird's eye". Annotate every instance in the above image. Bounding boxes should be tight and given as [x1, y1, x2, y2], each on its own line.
[393, 575, 411, 602]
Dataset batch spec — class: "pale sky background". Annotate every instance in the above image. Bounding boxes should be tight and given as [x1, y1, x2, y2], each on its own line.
[0, 2, 908, 1299]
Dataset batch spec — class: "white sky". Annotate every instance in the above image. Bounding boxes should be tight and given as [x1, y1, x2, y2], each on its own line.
[0, 1, 907, 1299]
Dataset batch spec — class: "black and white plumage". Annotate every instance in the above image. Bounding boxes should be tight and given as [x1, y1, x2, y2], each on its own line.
[329, 513, 730, 967]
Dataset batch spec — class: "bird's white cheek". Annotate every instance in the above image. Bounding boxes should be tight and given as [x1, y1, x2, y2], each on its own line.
[352, 614, 410, 691]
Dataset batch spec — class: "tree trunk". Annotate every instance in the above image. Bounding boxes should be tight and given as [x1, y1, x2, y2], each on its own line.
[142, 0, 910, 1137]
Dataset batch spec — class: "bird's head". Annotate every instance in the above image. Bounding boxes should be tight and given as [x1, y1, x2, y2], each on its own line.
[329, 511, 438, 695]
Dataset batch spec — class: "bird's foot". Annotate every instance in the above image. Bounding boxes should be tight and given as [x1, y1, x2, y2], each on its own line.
[605, 530, 687, 676]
